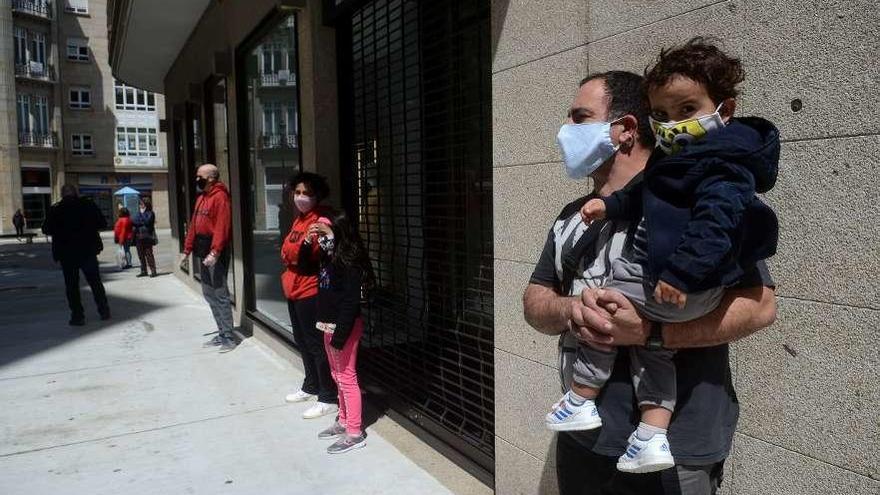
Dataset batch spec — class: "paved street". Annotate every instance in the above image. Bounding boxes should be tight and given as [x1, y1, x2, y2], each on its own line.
[0, 233, 455, 494]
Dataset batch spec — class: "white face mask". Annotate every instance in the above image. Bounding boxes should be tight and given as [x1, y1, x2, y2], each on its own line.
[294, 194, 316, 214]
[649, 102, 726, 155]
[556, 120, 620, 179]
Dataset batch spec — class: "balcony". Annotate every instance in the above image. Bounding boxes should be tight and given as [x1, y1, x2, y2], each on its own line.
[12, 0, 53, 20]
[261, 134, 297, 149]
[15, 62, 56, 84]
[260, 71, 296, 88]
[19, 132, 58, 149]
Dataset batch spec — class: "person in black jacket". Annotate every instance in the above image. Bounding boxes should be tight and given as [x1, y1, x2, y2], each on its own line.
[299, 211, 374, 454]
[132, 197, 157, 277]
[42, 185, 110, 326]
[546, 38, 779, 475]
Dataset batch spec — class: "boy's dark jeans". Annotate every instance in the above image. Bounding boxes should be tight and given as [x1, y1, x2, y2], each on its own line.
[61, 256, 109, 319]
[556, 432, 724, 495]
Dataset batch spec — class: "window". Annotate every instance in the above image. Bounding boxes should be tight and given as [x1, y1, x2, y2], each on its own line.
[114, 81, 156, 111]
[14, 27, 27, 65]
[34, 96, 49, 135]
[16, 95, 30, 134]
[71, 134, 93, 156]
[66, 38, 89, 62]
[116, 127, 158, 157]
[69, 87, 90, 109]
[30, 32, 46, 65]
[64, 0, 88, 14]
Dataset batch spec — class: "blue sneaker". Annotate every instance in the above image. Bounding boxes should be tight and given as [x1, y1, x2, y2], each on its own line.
[545, 392, 602, 431]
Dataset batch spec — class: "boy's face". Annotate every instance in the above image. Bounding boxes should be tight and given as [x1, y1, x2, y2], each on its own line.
[648, 75, 720, 123]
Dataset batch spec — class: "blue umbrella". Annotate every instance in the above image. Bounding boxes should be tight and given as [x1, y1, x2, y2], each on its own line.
[113, 186, 140, 196]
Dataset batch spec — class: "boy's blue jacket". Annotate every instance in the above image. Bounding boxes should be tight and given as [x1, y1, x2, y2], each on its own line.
[604, 117, 779, 292]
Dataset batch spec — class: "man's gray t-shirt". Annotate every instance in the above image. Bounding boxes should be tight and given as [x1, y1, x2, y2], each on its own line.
[529, 182, 773, 464]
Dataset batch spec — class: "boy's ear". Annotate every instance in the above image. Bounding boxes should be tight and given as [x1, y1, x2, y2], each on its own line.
[720, 98, 736, 123]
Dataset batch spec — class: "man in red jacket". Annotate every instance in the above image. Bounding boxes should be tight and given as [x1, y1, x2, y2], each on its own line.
[180, 164, 236, 351]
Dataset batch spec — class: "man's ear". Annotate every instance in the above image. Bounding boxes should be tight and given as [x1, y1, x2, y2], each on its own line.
[617, 114, 639, 150]
[720, 98, 736, 123]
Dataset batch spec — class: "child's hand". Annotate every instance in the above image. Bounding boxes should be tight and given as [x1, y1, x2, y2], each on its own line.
[653, 281, 687, 309]
[580, 199, 607, 224]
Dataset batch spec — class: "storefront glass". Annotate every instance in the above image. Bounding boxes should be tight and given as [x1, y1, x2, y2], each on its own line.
[240, 13, 301, 332]
[206, 77, 236, 301]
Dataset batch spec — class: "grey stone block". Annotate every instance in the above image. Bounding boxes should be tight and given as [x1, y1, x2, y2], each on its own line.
[587, 3, 738, 75]
[493, 46, 589, 168]
[494, 258, 561, 369]
[765, 136, 880, 309]
[495, 436, 559, 495]
[726, 433, 879, 494]
[494, 162, 592, 264]
[737, 0, 880, 141]
[588, 1, 723, 42]
[492, 0, 588, 73]
[733, 297, 879, 480]
[495, 349, 561, 460]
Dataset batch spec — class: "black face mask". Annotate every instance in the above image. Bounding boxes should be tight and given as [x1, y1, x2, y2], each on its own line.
[196, 177, 208, 192]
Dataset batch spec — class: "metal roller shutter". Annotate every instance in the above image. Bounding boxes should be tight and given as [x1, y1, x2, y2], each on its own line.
[344, 0, 493, 474]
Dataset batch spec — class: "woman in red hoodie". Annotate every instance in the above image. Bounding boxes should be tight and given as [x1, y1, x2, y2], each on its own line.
[281, 172, 338, 419]
[113, 208, 134, 269]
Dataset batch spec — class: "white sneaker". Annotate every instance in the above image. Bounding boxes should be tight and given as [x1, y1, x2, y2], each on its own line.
[545, 392, 603, 431]
[302, 402, 339, 419]
[616, 431, 675, 473]
[285, 390, 316, 403]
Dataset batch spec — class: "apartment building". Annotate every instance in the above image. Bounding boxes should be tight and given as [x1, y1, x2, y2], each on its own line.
[0, 0, 168, 233]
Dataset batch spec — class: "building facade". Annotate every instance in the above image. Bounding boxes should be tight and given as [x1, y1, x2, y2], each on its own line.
[0, 0, 168, 233]
[107, 1, 878, 494]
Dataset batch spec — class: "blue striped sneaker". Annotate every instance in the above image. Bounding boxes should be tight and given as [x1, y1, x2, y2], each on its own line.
[544, 392, 602, 431]
[616, 431, 675, 473]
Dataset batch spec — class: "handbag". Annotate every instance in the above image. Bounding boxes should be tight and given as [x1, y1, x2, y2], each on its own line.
[115, 245, 127, 269]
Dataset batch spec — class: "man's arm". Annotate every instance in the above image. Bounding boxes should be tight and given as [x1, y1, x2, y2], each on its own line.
[663, 285, 776, 348]
[523, 283, 601, 337]
[574, 285, 777, 349]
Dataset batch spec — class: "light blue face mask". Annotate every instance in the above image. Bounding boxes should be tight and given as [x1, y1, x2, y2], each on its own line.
[556, 120, 620, 179]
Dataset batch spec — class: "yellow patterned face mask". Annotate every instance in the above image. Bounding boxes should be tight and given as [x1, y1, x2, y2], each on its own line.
[649, 103, 725, 155]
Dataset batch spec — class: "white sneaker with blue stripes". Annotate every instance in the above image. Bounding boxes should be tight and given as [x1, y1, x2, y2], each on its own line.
[616, 431, 675, 473]
[544, 392, 603, 431]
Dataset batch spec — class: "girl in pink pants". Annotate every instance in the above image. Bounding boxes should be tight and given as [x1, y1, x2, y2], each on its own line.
[302, 212, 374, 454]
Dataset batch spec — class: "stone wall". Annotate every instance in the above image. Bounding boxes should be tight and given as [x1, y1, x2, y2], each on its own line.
[491, 1, 879, 493]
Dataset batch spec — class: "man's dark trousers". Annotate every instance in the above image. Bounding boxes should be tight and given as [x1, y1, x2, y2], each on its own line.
[556, 432, 724, 495]
[61, 255, 109, 319]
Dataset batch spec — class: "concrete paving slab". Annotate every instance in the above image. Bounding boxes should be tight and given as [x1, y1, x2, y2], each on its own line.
[0, 239, 455, 495]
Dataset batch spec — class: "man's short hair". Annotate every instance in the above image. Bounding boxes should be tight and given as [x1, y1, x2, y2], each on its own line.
[200, 164, 221, 180]
[61, 184, 77, 198]
[643, 37, 745, 104]
[580, 71, 654, 147]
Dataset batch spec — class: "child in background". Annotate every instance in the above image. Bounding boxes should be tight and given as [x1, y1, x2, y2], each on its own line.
[300, 211, 374, 454]
[113, 208, 134, 269]
[546, 37, 779, 473]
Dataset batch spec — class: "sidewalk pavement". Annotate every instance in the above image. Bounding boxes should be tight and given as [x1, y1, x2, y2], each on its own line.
[0, 239, 456, 494]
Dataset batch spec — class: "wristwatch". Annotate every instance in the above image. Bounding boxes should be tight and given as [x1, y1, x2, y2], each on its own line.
[645, 320, 665, 350]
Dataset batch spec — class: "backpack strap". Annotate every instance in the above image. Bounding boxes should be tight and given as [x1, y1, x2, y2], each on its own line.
[560, 218, 608, 296]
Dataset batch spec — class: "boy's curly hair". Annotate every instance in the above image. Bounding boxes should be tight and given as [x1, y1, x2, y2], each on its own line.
[643, 37, 745, 104]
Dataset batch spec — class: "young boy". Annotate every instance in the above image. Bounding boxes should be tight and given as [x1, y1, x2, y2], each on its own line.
[545, 38, 780, 474]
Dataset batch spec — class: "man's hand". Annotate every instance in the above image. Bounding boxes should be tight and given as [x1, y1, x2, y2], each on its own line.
[178, 253, 189, 270]
[202, 253, 217, 267]
[654, 280, 687, 309]
[572, 288, 649, 350]
[580, 198, 607, 224]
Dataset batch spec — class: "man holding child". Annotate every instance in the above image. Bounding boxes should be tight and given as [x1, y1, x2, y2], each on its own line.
[523, 39, 779, 494]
